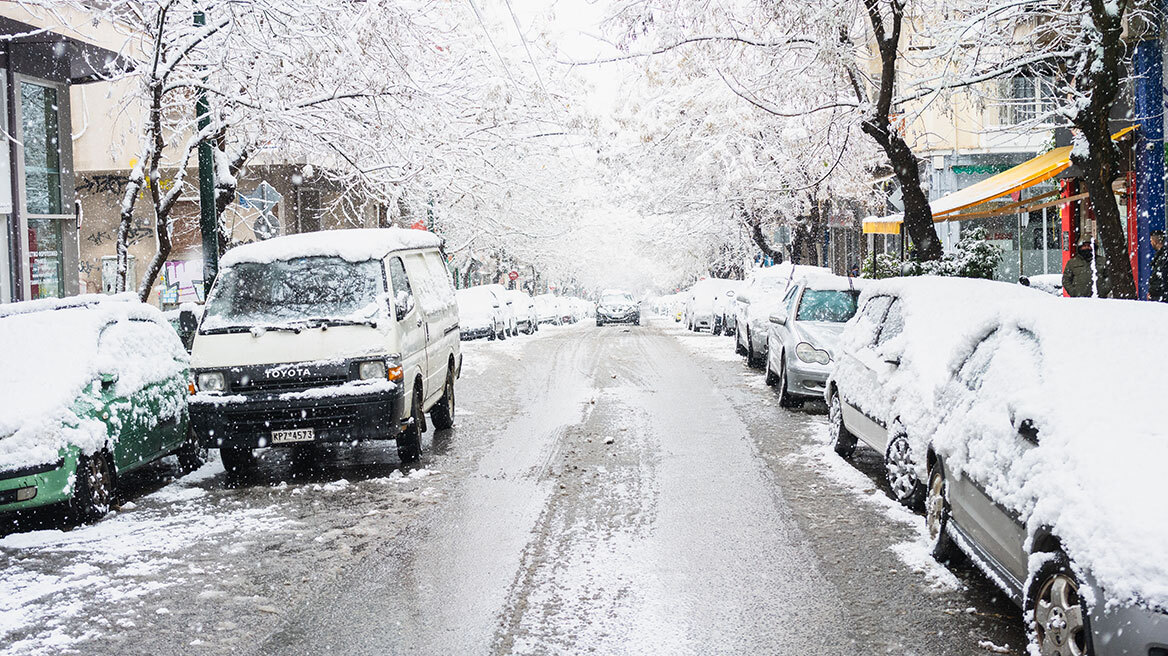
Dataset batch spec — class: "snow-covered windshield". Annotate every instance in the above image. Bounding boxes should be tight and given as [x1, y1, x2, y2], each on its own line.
[796, 290, 860, 323]
[202, 257, 383, 331]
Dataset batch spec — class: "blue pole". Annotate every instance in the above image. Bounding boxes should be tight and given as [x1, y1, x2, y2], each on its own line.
[1134, 6, 1165, 298]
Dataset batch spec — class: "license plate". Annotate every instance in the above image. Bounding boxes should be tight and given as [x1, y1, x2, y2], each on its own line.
[271, 428, 314, 444]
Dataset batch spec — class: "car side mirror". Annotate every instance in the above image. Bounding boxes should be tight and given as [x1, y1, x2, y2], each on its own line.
[738, 295, 751, 304]
[769, 311, 788, 325]
[726, 291, 736, 297]
[100, 371, 119, 388]
[883, 355, 901, 366]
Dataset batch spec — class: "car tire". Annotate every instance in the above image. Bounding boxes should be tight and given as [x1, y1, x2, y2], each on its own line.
[488, 328, 496, 341]
[220, 446, 255, 474]
[925, 462, 957, 562]
[764, 355, 779, 386]
[1025, 552, 1091, 656]
[735, 328, 747, 356]
[828, 391, 857, 458]
[397, 385, 424, 463]
[746, 331, 763, 369]
[597, 319, 604, 327]
[777, 354, 803, 408]
[69, 451, 115, 523]
[713, 318, 722, 336]
[176, 432, 207, 474]
[430, 367, 456, 430]
[885, 434, 925, 509]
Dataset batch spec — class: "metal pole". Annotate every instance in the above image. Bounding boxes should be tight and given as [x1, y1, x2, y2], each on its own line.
[1134, 7, 1165, 298]
[1042, 206, 1049, 275]
[195, 11, 218, 299]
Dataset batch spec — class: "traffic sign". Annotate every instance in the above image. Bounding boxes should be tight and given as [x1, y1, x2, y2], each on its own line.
[508, 270, 519, 281]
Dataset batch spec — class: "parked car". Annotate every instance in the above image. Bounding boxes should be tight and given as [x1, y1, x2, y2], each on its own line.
[0, 295, 198, 522]
[533, 294, 561, 325]
[683, 278, 740, 333]
[764, 275, 861, 407]
[596, 290, 640, 326]
[714, 282, 744, 336]
[826, 278, 1038, 508]
[457, 287, 506, 340]
[735, 264, 830, 368]
[481, 284, 518, 336]
[189, 228, 460, 468]
[1020, 273, 1064, 296]
[505, 290, 539, 334]
[923, 298, 1168, 656]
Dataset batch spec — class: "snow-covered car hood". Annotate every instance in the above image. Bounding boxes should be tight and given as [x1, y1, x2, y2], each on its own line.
[790, 321, 846, 357]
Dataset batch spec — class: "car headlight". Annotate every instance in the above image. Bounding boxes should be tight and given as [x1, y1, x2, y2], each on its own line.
[358, 360, 388, 381]
[795, 342, 832, 365]
[197, 371, 226, 392]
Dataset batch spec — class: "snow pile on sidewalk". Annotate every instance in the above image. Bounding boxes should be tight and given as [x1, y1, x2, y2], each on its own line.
[0, 296, 186, 471]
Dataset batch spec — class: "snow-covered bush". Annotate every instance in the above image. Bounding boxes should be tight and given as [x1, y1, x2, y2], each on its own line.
[861, 252, 904, 279]
[900, 228, 1003, 280]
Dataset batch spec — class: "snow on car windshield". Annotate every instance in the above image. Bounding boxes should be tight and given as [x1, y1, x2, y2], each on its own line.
[601, 294, 632, 306]
[202, 257, 383, 330]
[796, 290, 860, 323]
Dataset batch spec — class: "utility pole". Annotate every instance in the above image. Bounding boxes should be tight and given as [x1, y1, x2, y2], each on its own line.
[195, 10, 218, 299]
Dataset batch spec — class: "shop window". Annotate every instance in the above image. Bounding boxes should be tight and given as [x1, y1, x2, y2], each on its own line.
[21, 82, 62, 215]
[28, 218, 63, 298]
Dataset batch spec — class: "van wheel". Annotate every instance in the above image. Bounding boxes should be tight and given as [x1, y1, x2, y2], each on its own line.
[220, 447, 255, 473]
[397, 385, 424, 462]
[430, 367, 456, 430]
[69, 451, 115, 523]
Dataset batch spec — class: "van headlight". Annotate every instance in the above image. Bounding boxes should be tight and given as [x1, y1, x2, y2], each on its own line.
[196, 371, 226, 392]
[358, 360, 388, 381]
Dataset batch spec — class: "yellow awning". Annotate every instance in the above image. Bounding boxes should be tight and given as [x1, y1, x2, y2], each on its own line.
[862, 214, 904, 235]
[930, 146, 1072, 219]
[863, 126, 1139, 233]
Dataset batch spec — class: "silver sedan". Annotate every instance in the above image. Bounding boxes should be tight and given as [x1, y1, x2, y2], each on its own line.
[764, 278, 861, 408]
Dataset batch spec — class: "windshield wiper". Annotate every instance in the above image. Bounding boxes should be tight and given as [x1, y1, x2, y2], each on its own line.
[294, 317, 378, 329]
[200, 324, 305, 335]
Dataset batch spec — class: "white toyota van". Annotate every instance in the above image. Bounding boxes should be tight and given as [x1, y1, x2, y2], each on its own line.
[187, 228, 460, 470]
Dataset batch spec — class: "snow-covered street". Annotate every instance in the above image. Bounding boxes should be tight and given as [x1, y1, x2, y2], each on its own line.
[2, 320, 1025, 655]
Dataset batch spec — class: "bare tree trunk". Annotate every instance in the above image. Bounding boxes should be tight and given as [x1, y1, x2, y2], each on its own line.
[859, 0, 942, 261]
[1069, 0, 1137, 299]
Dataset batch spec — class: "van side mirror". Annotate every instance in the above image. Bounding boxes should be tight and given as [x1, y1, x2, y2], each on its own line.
[177, 309, 198, 349]
[395, 292, 415, 321]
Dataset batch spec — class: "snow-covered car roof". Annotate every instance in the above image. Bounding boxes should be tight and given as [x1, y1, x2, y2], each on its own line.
[798, 274, 864, 292]
[219, 228, 442, 268]
[0, 295, 182, 470]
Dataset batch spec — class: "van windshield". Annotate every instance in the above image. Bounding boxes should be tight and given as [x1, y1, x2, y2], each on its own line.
[202, 257, 383, 331]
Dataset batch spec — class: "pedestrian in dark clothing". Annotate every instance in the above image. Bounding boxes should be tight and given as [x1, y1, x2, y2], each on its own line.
[1063, 239, 1110, 298]
[1149, 230, 1168, 303]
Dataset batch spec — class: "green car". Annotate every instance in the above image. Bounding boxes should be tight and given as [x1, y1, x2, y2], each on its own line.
[0, 295, 200, 522]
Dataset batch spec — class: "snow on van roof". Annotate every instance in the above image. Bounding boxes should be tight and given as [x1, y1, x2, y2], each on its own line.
[220, 228, 442, 268]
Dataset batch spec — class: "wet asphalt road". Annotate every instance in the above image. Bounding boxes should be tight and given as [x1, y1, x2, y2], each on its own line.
[1, 319, 1026, 655]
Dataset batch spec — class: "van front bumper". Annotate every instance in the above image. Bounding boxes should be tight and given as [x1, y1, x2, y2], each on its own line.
[190, 387, 407, 449]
